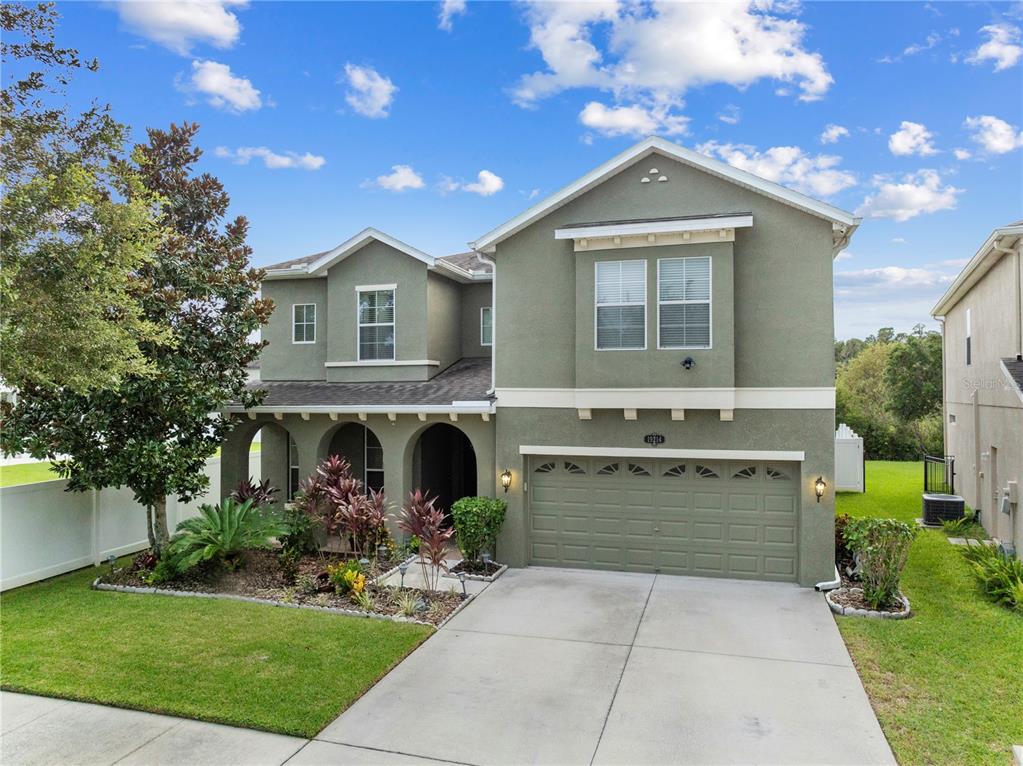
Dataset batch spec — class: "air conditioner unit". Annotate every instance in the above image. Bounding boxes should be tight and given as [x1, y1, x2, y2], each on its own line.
[922, 493, 966, 525]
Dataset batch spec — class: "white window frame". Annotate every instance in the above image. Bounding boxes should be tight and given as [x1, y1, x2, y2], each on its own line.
[356, 285, 396, 362]
[594, 259, 647, 351]
[292, 303, 316, 344]
[656, 257, 712, 350]
[965, 308, 972, 366]
[480, 306, 493, 347]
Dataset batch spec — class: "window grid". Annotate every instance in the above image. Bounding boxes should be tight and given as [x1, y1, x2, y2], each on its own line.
[292, 304, 316, 344]
[481, 306, 493, 346]
[358, 289, 395, 361]
[595, 260, 646, 350]
[657, 257, 711, 349]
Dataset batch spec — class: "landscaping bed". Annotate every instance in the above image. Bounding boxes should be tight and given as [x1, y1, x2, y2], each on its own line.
[98, 549, 465, 626]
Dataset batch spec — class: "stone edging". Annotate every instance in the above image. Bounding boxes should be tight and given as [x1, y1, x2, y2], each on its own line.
[825, 587, 911, 619]
[442, 563, 508, 583]
[91, 577, 476, 628]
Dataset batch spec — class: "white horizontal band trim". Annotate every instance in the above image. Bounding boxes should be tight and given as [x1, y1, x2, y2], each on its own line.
[555, 215, 752, 241]
[451, 400, 495, 407]
[225, 404, 495, 415]
[355, 283, 397, 292]
[495, 387, 835, 410]
[325, 360, 439, 368]
[519, 445, 805, 462]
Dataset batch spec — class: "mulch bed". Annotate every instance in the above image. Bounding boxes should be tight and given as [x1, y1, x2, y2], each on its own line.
[448, 559, 503, 576]
[99, 549, 464, 626]
[828, 586, 906, 614]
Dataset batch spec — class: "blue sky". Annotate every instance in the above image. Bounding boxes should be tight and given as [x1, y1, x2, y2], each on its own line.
[48, 0, 1023, 338]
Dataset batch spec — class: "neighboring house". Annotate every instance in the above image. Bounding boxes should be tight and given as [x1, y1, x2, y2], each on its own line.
[221, 136, 860, 587]
[931, 222, 1023, 559]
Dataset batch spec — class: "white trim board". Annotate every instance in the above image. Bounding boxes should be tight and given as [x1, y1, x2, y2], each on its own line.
[555, 214, 752, 241]
[225, 404, 496, 415]
[325, 360, 439, 368]
[519, 445, 805, 462]
[469, 137, 858, 254]
[495, 387, 835, 410]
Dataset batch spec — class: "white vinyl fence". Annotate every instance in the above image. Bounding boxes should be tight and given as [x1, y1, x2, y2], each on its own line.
[835, 423, 865, 493]
[0, 454, 259, 591]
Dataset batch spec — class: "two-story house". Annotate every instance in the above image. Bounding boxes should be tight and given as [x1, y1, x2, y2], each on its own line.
[221, 137, 860, 587]
[931, 222, 1022, 559]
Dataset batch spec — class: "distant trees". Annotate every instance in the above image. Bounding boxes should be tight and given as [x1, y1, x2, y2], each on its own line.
[835, 325, 943, 459]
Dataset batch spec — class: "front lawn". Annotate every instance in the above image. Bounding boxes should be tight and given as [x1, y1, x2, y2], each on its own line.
[837, 461, 1023, 766]
[0, 563, 432, 737]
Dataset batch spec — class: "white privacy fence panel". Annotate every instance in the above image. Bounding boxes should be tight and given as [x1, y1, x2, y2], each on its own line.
[835, 423, 865, 493]
[0, 454, 259, 591]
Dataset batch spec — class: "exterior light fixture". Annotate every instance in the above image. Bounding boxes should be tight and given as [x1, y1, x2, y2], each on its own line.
[458, 571, 467, 600]
[359, 556, 370, 569]
[105, 554, 118, 573]
[500, 469, 512, 493]
[398, 561, 408, 589]
[814, 476, 827, 503]
[377, 544, 388, 561]
[481, 551, 492, 571]
[681, 357, 695, 370]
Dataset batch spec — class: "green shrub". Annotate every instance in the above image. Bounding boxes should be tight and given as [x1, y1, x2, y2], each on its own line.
[168, 498, 289, 573]
[941, 511, 977, 538]
[843, 517, 917, 609]
[325, 560, 365, 594]
[451, 496, 508, 563]
[280, 505, 318, 554]
[961, 544, 1023, 612]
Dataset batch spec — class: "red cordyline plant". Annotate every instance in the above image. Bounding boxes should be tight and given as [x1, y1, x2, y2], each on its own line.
[230, 477, 278, 510]
[398, 489, 452, 590]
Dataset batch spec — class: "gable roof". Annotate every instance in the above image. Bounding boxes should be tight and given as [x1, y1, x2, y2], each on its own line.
[469, 136, 859, 256]
[262, 228, 491, 282]
[931, 221, 1023, 317]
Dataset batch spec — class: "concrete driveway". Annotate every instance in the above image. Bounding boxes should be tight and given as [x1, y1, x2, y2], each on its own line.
[318, 568, 895, 766]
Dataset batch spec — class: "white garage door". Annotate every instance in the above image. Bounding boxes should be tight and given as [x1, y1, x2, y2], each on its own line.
[528, 456, 800, 581]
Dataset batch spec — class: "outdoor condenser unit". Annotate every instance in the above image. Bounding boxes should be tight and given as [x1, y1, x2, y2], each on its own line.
[922, 493, 966, 525]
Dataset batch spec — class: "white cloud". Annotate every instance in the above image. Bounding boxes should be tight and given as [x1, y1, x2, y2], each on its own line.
[966, 24, 1022, 71]
[891, 237, 906, 243]
[888, 121, 938, 156]
[214, 146, 325, 170]
[115, 0, 246, 55]
[695, 140, 856, 197]
[185, 60, 261, 112]
[512, 1, 833, 119]
[820, 124, 849, 144]
[835, 266, 952, 294]
[834, 265, 951, 337]
[717, 104, 741, 125]
[964, 114, 1023, 154]
[904, 31, 941, 56]
[953, 147, 972, 160]
[440, 170, 506, 196]
[363, 165, 424, 192]
[856, 169, 962, 222]
[525, 188, 541, 199]
[438, 0, 467, 31]
[343, 64, 397, 118]
[579, 101, 688, 137]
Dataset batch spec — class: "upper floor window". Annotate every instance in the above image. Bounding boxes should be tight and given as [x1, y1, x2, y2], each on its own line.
[481, 306, 493, 346]
[595, 260, 646, 350]
[658, 256, 711, 349]
[358, 287, 396, 361]
[292, 303, 316, 344]
[965, 308, 972, 366]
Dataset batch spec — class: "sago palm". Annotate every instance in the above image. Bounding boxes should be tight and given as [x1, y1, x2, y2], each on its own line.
[168, 498, 290, 573]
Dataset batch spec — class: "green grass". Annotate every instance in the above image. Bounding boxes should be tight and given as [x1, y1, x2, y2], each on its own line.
[837, 461, 1023, 765]
[0, 443, 261, 488]
[0, 564, 432, 737]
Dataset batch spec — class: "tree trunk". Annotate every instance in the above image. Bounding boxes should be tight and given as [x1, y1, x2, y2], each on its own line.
[145, 505, 156, 549]
[152, 496, 170, 552]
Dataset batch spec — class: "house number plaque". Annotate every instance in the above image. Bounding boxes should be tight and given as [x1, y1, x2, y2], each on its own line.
[643, 433, 665, 445]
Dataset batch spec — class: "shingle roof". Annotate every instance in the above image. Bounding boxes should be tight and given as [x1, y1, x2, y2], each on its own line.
[1003, 357, 1023, 394]
[237, 357, 491, 409]
[262, 250, 326, 271]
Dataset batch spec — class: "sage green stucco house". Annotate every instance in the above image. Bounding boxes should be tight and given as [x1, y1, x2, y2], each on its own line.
[221, 137, 860, 587]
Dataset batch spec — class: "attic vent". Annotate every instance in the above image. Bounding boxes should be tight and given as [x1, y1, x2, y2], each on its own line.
[641, 177, 651, 184]
[648, 168, 659, 174]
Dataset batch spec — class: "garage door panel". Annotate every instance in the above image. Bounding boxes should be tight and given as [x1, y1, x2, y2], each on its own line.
[528, 457, 799, 582]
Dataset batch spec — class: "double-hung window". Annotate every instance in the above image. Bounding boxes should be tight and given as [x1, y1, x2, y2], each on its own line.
[595, 260, 646, 350]
[480, 306, 493, 346]
[358, 287, 395, 361]
[658, 257, 711, 349]
[292, 304, 316, 344]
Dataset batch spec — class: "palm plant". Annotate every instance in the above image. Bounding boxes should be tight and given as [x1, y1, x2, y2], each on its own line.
[168, 498, 289, 573]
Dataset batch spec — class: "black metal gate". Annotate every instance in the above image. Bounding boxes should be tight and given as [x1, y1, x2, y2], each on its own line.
[924, 455, 955, 495]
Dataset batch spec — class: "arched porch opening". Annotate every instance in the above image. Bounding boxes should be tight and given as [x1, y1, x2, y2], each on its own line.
[323, 422, 385, 493]
[411, 423, 478, 518]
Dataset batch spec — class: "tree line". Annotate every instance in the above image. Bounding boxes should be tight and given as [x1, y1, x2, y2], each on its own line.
[835, 325, 944, 460]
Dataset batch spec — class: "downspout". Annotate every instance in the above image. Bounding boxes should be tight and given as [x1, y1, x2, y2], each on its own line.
[815, 566, 841, 592]
[475, 250, 497, 396]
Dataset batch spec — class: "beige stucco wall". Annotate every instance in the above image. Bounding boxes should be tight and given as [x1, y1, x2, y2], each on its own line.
[942, 251, 1023, 557]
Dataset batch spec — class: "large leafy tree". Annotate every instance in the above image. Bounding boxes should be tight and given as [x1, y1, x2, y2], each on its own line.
[884, 328, 942, 422]
[1, 3, 167, 393]
[2, 124, 273, 549]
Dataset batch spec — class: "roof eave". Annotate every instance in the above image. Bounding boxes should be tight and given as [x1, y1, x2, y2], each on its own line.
[931, 225, 1023, 317]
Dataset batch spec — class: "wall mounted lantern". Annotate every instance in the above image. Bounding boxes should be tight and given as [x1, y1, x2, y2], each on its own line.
[814, 476, 827, 503]
[680, 357, 696, 371]
[500, 469, 512, 493]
